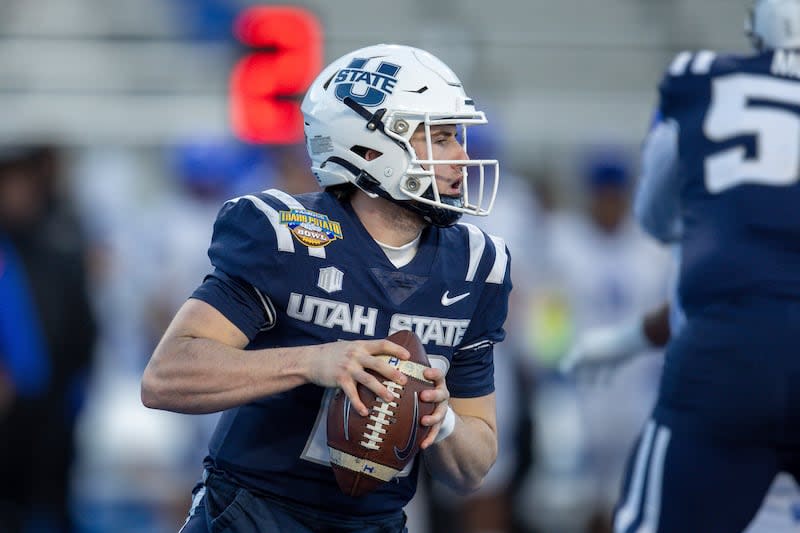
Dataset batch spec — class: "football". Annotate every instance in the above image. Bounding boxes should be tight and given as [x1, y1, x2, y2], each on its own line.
[327, 329, 436, 497]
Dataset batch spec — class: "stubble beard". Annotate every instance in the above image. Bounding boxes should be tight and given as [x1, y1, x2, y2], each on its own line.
[379, 197, 425, 237]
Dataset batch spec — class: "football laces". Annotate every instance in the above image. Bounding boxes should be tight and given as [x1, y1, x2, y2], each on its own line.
[360, 381, 402, 450]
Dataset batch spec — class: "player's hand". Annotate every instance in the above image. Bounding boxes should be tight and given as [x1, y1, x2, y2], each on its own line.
[306, 339, 410, 416]
[559, 319, 649, 381]
[418, 366, 449, 449]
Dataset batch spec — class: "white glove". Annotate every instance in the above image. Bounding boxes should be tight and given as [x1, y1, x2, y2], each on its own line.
[559, 319, 650, 380]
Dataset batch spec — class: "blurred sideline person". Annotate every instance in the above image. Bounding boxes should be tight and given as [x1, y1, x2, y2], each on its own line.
[69, 147, 204, 532]
[0, 146, 96, 533]
[141, 44, 511, 533]
[146, 138, 276, 524]
[521, 149, 669, 533]
[564, 1, 800, 530]
[147, 138, 276, 359]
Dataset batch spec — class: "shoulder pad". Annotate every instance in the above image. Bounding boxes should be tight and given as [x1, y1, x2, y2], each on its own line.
[658, 50, 718, 117]
[223, 189, 334, 259]
[665, 50, 717, 78]
[208, 189, 335, 290]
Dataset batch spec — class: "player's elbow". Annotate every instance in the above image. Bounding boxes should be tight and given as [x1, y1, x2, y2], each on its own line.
[450, 459, 495, 495]
[140, 368, 161, 410]
[458, 472, 488, 494]
[446, 441, 498, 494]
[140, 361, 172, 410]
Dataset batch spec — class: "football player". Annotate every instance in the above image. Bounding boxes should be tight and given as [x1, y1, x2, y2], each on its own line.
[562, 299, 800, 533]
[562, 1, 800, 531]
[141, 43, 511, 533]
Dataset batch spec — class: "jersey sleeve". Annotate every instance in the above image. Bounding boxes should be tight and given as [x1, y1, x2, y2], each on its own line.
[447, 232, 512, 398]
[634, 113, 682, 243]
[192, 270, 275, 340]
[190, 194, 284, 341]
[634, 51, 719, 244]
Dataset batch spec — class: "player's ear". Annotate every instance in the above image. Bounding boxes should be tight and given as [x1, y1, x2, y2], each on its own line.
[364, 149, 382, 161]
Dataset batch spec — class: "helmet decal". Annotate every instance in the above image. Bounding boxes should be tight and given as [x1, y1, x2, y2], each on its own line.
[333, 58, 402, 107]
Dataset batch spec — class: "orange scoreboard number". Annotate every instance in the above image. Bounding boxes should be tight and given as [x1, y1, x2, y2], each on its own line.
[230, 6, 323, 144]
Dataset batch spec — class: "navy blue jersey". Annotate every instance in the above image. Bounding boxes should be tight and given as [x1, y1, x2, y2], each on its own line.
[619, 49, 800, 533]
[190, 189, 511, 517]
[653, 49, 800, 312]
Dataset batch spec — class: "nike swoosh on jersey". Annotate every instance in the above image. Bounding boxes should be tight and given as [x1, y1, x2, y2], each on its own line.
[394, 392, 419, 462]
[441, 290, 470, 306]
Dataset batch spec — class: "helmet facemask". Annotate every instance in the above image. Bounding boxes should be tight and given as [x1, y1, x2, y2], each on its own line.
[382, 112, 499, 227]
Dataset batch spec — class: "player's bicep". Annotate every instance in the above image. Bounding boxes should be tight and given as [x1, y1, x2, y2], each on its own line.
[165, 298, 249, 349]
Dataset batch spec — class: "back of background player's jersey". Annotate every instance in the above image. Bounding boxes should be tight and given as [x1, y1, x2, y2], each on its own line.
[661, 49, 800, 312]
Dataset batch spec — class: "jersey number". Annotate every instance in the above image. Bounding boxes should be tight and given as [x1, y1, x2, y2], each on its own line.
[703, 74, 800, 193]
[230, 7, 322, 144]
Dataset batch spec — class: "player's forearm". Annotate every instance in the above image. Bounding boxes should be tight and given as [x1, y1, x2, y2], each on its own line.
[422, 412, 498, 493]
[141, 334, 308, 414]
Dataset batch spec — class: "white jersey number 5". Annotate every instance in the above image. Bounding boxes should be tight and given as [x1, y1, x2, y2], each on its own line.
[704, 74, 800, 193]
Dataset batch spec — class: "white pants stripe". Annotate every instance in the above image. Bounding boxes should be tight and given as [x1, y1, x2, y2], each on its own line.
[178, 486, 206, 533]
[614, 420, 672, 533]
[635, 425, 671, 533]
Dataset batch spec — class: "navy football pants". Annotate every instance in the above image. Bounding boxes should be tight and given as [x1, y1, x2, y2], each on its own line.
[614, 298, 800, 533]
[179, 469, 409, 533]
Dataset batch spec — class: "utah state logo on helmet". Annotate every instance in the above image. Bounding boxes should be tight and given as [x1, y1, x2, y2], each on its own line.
[333, 58, 401, 107]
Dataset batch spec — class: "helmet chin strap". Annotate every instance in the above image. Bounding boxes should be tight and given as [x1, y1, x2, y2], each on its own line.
[325, 155, 463, 227]
[414, 188, 464, 227]
[393, 193, 464, 228]
[370, 183, 464, 228]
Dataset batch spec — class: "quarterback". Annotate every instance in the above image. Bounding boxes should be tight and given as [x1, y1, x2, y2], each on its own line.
[141, 44, 511, 533]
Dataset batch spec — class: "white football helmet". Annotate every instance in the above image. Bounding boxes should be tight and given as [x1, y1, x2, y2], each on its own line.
[301, 43, 499, 227]
[747, 0, 800, 49]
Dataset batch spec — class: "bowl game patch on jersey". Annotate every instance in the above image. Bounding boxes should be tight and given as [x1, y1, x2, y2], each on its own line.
[280, 208, 343, 247]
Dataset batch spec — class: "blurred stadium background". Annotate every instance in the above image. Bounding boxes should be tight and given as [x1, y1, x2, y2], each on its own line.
[0, 1, 765, 533]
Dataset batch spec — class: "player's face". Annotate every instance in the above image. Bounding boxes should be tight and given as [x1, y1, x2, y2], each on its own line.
[409, 124, 467, 197]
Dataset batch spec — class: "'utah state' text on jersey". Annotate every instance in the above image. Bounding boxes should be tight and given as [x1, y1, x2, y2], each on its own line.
[191, 189, 511, 517]
[658, 49, 800, 312]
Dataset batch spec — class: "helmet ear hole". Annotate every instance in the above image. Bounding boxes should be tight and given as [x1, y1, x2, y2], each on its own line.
[350, 146, 383, 161]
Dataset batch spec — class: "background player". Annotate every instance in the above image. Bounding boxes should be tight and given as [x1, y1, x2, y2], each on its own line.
[141, 43, 511, 533]
[562, 297, 800, 532]
[564, 1, 800, 530]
